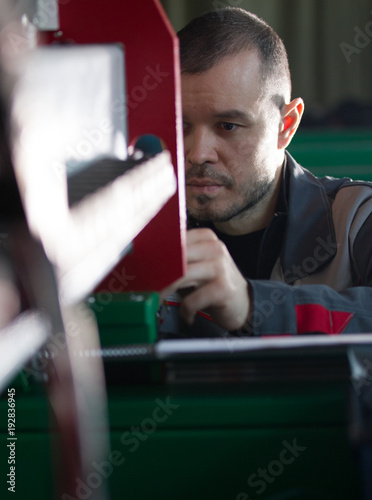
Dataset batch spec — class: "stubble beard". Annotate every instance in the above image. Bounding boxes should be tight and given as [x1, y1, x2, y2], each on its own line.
[187, 175, 275, 224]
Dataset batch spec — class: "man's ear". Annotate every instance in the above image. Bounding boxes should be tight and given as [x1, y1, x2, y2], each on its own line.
[278, 98, 304, 149]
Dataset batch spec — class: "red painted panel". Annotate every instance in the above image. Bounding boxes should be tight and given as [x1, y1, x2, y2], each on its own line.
[43, 0, 186, 292]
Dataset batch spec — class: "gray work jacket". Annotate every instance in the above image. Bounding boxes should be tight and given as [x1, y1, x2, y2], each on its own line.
[160, 152, 372, 336]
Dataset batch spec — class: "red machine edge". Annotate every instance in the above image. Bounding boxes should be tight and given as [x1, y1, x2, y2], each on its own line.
[43, 0, 186, 293]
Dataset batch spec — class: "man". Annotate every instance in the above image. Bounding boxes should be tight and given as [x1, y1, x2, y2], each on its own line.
[161, 7, 372, 336]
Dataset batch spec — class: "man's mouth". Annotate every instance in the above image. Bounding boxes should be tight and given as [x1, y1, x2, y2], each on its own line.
[186, 178, 225, 195]
[186, 177, 225, 194]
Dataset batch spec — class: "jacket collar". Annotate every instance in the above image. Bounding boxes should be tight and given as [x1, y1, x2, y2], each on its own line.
[280, 152, 337, 284]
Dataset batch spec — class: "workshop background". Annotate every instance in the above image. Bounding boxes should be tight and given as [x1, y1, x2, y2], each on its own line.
[161, 0, 372, 127]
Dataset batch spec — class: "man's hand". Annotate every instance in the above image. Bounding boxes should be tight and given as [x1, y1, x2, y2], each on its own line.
[162, 228, 252, 331]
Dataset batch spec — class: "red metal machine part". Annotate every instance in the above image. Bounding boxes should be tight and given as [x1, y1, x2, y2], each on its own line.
[43, 0, 186, 293]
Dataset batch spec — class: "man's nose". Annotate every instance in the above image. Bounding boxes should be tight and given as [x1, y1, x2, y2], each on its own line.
[185, 128, 218, 166]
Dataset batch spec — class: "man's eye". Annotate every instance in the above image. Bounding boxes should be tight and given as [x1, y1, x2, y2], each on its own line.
[220, 122, 237, 131]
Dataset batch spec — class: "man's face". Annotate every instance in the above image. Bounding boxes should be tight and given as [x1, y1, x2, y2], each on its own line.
[182, 50, 284, 227]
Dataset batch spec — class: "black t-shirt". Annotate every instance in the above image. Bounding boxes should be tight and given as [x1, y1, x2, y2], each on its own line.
[213, 227, 266, 279]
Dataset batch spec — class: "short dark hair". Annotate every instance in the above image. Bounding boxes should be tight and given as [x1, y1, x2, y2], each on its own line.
[178, 7, 291, 102]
